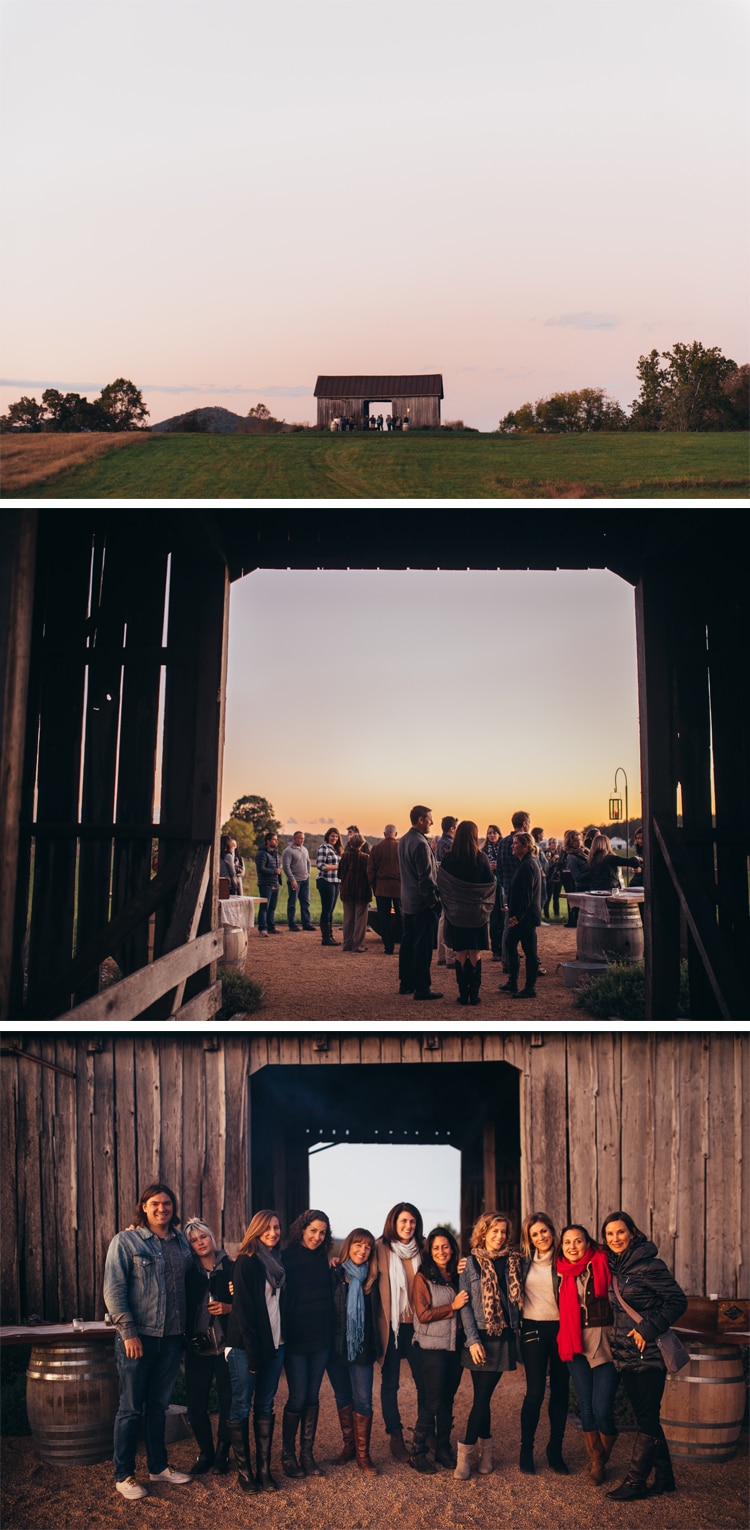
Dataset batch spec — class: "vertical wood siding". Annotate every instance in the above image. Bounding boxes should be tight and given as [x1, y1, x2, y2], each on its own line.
[1, 1033, 745, 1323]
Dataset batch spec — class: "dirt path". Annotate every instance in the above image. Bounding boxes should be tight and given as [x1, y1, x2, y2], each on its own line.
[3, 1367, 747, 1529]
[234, 920, 585, 1023]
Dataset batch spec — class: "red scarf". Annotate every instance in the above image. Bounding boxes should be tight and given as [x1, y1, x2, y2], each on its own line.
[556, 1247, 610, 1362]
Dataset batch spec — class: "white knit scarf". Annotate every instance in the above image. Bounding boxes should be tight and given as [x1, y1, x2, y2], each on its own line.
[389, 1239, 421, 1343]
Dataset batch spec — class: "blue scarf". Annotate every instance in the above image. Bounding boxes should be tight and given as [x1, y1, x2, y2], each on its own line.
[342, 1258, 368, 1361]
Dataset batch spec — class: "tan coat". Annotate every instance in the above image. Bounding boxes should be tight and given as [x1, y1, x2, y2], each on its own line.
[375, 1237, 419, 1364]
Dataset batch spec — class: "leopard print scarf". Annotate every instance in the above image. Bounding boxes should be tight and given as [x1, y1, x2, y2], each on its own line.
[473, 1249, 523, 1336]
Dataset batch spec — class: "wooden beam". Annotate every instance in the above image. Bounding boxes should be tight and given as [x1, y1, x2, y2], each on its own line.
[0, 512, 38, 1021]
[653, 816, 743, 1020]
[60, 929, 223, 1023]
[635, 567, 681, 1020]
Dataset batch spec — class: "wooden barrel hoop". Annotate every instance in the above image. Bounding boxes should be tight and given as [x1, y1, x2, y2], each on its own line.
[661, 1342, 745, 1462]
[220, 926, 248, 970]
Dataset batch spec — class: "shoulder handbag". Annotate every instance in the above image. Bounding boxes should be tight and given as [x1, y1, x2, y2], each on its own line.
[612, 1276, 689, 1374]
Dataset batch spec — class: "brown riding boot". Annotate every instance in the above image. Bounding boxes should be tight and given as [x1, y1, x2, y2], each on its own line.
[389, 1428, 409, 1462]
[599, 1431, 618, 1468]
[353, 1412, 378, 1475]
[583, 1429, 605, 1485]
[334, 1405, 356, 1464]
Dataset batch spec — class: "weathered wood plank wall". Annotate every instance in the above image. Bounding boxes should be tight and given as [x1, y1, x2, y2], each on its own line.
[1, 1032, 746, 1323]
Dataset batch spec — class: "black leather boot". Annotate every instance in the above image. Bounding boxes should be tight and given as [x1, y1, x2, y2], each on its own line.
[300, 1403, 324, 1476]
[227, 1419, 260, 1493]
[281, 1405, 305, 1478]
[648, 1432, 676, 1495]
[408, 1425, 437, 1474]
[212, 1439, 230, 1474]
[254, 1413, 279, 1491]
[469, 960, 482, 1005]
[607, 1432, 659, 1500]
[455, 961, 469, 1005]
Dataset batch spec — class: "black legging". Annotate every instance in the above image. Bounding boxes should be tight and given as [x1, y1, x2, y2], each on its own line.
[463, 1369, 503, 1443]
[519, 1319, 569, 1447]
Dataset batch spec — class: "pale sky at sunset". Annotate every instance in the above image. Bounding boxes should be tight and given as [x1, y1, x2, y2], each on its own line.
[222, 567, 641, 835]
[1, 0, 747, 432]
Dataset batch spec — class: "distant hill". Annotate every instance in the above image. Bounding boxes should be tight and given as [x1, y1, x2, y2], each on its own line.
[151, 406, 290, 434]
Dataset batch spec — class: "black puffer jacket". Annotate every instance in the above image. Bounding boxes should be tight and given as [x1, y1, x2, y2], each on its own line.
[607, 1233, 687, 1371]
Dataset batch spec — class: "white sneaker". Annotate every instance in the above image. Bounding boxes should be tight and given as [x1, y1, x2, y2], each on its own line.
[116, 1477, 147, 1500]
[148, 1465, 191, 1485]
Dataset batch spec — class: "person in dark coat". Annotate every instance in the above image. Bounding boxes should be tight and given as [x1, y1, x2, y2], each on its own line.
[280, 1209, 335, 1478]
[500, 831, 542, 999]
[328, 1227, 382, 1474]
[184, 1219, 233, 1475]
[437, 820, 496, 1007]
[602, 1212, 687, 1500]
[587, 834, 642, 892]
[225, 1209, 286, 1494]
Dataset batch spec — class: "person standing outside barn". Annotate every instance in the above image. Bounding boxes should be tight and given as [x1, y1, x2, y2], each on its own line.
[500, 831, 542, 999]
[103, 1182, 193, 1501]
[282, 830, 314, 931]
[368, 824, 402, 954]
[398, 805, 442, 1001]
[255, 829, 281, 936]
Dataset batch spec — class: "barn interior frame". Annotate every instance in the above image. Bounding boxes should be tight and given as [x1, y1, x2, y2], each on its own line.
[0, 507, 747, 1021]
[1, 1030, 746, 1325]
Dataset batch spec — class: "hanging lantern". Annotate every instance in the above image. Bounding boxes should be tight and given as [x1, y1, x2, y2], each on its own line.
[609, 796, 622, 822]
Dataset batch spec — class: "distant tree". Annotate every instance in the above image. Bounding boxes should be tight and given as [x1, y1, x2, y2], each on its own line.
[630, 342, 739, 431]
[0, 395, 45, 432]
[722, 363, 749, 428]
[248, 402, 272, 419]
[230, 794, 282, 834]
[42, 388, 109, 431]
[98, 377, 149, 430]
[499, 388, 626, 434]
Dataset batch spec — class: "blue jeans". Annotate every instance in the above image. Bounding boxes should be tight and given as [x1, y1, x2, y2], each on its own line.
[566, 1355, 618, 1434]
[113, 1332, 184, 1481]
[284, 1347, 329, 1411]
[257, 881, 279, 931]
[317, 878, 339, 925]
[327, 1357, 374, 1415]
[226, 1343, 284, 1420]
[287, 879, 312, 928]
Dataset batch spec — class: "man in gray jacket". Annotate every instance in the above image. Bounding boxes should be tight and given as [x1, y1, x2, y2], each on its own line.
[281, 830, 314, 930]
[398, 805, 442, 1000]
[103, 1182, 192, 1500]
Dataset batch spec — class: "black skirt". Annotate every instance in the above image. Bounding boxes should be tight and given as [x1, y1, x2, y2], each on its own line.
[444, 920, 489, 952]
[460, 1328, 517, 1373]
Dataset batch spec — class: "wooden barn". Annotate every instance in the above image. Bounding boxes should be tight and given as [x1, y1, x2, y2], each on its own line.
[0, 507, 747, 1021]
[314, 375, 444, 429]
[1, 1030, 746, 1324]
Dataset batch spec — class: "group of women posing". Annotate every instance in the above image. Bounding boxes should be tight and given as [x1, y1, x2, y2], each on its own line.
[183, 1200, 686, 1504]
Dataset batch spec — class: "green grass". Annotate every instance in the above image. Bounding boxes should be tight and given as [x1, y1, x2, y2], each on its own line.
[9, 430, 749, 499]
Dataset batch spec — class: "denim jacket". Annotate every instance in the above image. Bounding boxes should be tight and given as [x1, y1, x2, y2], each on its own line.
[459, 1251, 523, 1346]
[103, 1225, 192, 1340]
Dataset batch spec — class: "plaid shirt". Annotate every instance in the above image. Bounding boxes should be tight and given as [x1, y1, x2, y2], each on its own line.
[316, 842, 341, 883]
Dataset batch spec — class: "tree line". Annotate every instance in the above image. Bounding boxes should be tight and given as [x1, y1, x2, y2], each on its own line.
[499, 342, 748, 434]
[0, 378, 148, 433]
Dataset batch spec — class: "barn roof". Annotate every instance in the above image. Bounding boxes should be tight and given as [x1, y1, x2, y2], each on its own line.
[314, 374, 444, 399]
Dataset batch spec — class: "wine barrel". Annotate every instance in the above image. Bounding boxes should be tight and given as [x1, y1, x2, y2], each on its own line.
[661, 1341, 746, 1462]
[220, 926, 248, 970]
[577, 897, 644, 966]
[26, 1338, 118, 1464]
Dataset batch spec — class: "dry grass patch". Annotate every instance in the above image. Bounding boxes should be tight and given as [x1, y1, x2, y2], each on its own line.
[0, 433, 147, 494]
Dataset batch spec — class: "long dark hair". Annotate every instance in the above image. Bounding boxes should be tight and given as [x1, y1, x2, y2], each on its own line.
[558, 1222, 597, 1260]
[601, 1210, 642, 1243]
[381, 1202, 424, 1250]
[450, 819, 480, 873]
[286, 1208, 333, 1254]
[132, 1182, 180, 1230]
[421, 1226, 460, 1286]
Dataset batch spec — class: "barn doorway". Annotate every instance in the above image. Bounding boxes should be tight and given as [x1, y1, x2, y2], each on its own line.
[249, 1060, 521, 1247]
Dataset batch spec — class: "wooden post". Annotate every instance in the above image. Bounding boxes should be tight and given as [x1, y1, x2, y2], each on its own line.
[635, 567, 681, 1020]
[0, 511, 37, 1020]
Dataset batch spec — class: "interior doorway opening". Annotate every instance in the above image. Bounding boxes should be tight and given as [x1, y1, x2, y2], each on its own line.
[249, 1061, 521, 1249]
[309, 1142, 461, 1244]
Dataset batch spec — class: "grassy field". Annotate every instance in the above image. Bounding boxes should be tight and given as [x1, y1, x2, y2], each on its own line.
[2, 429, 747, 499]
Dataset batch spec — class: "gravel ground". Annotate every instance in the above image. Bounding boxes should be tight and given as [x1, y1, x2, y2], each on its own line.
[233, 920, 585, 1022]
[3, 1367, 747, 1530]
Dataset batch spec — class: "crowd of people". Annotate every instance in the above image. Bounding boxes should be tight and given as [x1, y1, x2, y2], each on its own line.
[328, 413, 412, 432]
[225, 809, 644, 1003]
[103, 1185, 686, 1504]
